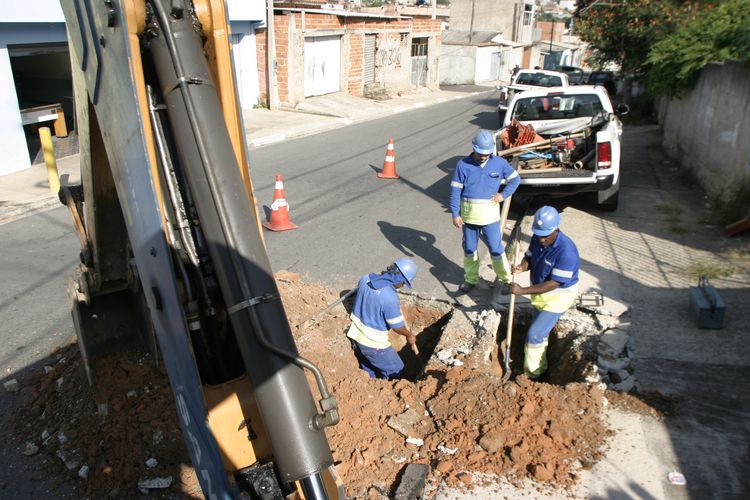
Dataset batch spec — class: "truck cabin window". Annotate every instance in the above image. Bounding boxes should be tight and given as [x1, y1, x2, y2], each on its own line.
[512, 94, 603, 121]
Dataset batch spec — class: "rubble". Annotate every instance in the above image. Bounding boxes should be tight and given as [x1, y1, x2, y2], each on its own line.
[386, 408, 423, 438]
[20, 441, 39, 456]
[3, 378, 20, 392]
[56, 449, 80, 471]
[137, 476, 173, 493]
[10, 273, 661, 498]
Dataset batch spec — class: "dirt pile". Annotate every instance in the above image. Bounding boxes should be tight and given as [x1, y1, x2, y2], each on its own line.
[14, 345, 198, 498]
[13, 272, 616, 498]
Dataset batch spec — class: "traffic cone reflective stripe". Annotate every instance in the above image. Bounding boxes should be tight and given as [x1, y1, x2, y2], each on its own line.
[262, 174, 298, 231]
[378, 138, 399, 179]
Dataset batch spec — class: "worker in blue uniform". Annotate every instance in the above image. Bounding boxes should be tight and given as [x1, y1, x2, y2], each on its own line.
[450, 129, 520, 293]
[509, 206, 580, 378]
[346, 258, 419, 379]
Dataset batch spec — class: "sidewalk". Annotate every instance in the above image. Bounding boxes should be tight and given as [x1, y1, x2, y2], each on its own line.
[0, 84, 499, 225]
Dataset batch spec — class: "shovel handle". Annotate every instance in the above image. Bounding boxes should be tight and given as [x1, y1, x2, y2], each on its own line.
[503, 239, 523, 378]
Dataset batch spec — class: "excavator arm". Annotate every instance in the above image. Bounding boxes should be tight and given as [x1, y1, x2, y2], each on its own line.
[59, 0, 343, 497]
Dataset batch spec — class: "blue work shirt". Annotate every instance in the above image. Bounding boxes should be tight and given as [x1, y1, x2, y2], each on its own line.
[449, 154, 520, 224]
[346, 274, 405, 349]
[527, 231, 580, 288]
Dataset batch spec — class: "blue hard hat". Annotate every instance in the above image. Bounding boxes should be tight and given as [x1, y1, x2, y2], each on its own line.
[472, 130, 495, 155]
[532, 206, 560, 236]
[394, 258, 418, 288]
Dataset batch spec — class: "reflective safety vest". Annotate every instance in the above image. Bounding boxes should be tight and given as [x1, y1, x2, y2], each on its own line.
[527, 231, 580, 313]
[346, 274, 405, 349]
[450, 154, 519, 225]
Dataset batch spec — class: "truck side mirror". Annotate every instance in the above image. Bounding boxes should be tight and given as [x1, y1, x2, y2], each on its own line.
[616, 103, 630, 117]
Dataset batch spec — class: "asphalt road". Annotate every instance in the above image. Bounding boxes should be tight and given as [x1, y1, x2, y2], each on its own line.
[1, 89, 748, 498]
[249, 88, 503, 300]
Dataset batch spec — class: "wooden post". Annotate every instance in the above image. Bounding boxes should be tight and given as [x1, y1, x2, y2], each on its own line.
[53, 106, 68, 137]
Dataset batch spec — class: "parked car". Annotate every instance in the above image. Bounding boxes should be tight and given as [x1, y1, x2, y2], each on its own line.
[498, 69, 570, 125]
[587, 71, 617, 96]
[497, 85, 629, 211]
[558, 65, 589, 85]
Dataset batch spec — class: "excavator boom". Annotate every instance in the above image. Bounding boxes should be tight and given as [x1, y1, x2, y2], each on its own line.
[59, 0, 342, 497]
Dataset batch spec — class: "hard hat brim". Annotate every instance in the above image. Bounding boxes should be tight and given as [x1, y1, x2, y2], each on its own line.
[473, 146, 494, 155]
[533, 227, 557, 237]
[399, 273, 413, 288]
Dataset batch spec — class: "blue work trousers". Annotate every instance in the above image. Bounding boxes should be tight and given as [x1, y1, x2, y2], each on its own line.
[527, 308, 564, 345]
[462, 220, 504, 257]
[350, 340, 405, 380]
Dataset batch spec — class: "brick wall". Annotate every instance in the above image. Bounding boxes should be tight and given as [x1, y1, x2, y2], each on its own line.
[348, 33, 364, 95]
[255, 12, 443, 106]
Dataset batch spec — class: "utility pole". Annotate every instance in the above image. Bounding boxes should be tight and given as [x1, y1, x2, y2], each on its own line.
[266, 0, 279, 110]
[549, 20, 554, 54]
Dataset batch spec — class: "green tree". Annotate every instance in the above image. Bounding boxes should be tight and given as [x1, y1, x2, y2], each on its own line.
[647, 0, 750, 97]
[574, 0, 691, 78]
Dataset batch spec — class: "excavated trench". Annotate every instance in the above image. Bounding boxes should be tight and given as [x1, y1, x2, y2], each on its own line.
[394, 294, 595, 386]
[11, 275, 612, 499]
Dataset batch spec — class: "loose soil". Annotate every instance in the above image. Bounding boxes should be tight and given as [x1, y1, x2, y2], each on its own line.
[12, 271, 648, 498]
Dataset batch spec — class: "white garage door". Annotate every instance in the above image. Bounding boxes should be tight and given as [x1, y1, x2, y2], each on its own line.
[304, 35, 341, 97]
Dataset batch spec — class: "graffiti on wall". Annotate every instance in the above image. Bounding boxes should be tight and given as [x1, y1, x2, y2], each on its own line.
[378, 42, 402, 67]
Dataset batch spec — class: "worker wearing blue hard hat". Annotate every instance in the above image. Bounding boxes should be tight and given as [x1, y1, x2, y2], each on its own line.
[449, 129, 520, 293]
[509, 206, 580, 378]
[346, 258, 418, 379]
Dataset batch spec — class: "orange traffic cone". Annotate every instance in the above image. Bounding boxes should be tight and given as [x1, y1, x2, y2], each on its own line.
[262, 174, 298, 231]
[378, 138, 399, 179]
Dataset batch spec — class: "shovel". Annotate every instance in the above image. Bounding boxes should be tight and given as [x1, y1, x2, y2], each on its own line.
[298, 288, 356, 330]
[502, 239, 522, 382]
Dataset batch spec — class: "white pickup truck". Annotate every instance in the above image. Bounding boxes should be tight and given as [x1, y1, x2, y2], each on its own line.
[497, 86, 629, 211]
[498, 70, 570, 122]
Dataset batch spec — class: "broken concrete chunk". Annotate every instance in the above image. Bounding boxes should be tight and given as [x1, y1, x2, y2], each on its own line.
[437, 444, 458, 455]
[126, 390, 137, 398]
[393, 463, 429, 500]
[78, 465, 90, 479]
[145, 458, 158, 469]
[610, 376, 636, 393]
[21, 442, 39, 456]
[597, 354, 630, 372]
[43, 366, 54, 374]
[600, 328, 630, 356]
[137, 476, 173, 490]
[436, 349, 454, 361]
[56, 449, 81, 471]
[386, 408, 422, 438]
[55, 377, 64, 391]
[609, 369, 631, 384]
[405, 437, 424, 447]
[596, 342, 616, 358]
[57, 432, 68, 445]
[585, 371, 603, 384]
[3, 379, 20, 392]
[97, 403, 109, 417]
[602, 297, 631, 318]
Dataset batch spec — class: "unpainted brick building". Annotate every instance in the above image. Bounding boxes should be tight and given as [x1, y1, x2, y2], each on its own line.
[256, 6, 445, 108]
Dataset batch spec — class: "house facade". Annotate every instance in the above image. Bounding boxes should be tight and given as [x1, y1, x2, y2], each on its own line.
[256, 5, 445, 108]
[439, 0, 537, 85]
